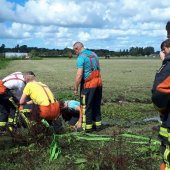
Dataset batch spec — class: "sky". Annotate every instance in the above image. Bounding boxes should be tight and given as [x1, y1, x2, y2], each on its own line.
[0, 0, 170, 51]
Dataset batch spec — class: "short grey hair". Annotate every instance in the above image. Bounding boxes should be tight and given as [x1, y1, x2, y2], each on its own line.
[24, 71, 36, 82]
[73, 42, 84, 48]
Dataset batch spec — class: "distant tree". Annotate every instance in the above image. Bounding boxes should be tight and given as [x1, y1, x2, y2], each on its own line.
[125, 49, 129, 56]
[0, 44, 156, 58]
[138, 47, 144, 56]
[143, 47, 154, 56]
[122, 49, 126, 56]
[0, 44, 5, 58]
[129, 47, 138, 56]
[29, 49, 40, 58]
[63, 47, 72, 56]
[20, 45, 28, 53]
[0, 44, 5, 53]
[14, 44, 20, 52]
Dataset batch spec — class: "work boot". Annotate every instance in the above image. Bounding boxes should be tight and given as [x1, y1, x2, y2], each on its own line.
[93, 125, 105, 132]
[85, 128, 93, 133]
[76, 127, 84, 132]
[0, 126, 6, 136]
[152, 125, 160, 132]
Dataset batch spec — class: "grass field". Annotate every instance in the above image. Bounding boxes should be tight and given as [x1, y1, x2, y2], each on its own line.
[0, 58, 160, 101]
[0, 58, 162, 170]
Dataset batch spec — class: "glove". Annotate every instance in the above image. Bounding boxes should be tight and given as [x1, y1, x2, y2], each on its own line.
[19, 105, 24, 111]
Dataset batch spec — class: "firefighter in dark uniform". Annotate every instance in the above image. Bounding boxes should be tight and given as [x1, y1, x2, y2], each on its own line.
[152, 39, 170, 170]
[73, 42, 102, 132]
[0, 72, 25, 135]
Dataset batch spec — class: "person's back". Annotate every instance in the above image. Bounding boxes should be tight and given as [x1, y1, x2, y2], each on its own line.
[2, 72, 25, 100]
[77, 49, 100, 79]
[20, 71, 60, 121]
[24, 81, 55, 106]
[64, 100, 80, 110]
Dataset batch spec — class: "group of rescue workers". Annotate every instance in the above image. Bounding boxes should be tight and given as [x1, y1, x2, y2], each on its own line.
[0, 41, 102, 137]
[2, 23, 170, 170]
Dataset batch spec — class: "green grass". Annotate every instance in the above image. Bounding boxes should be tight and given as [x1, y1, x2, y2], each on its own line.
[0, 58, 162, 170]
[0, 59, 11, 71]
[0, 58, 161, 102]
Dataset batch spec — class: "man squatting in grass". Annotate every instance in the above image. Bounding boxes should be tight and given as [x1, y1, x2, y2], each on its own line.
[73, 42, 103, 132]
[20, 71, 60, 125]
[152, 39, 170, 170]
[0, 72, 26, 135]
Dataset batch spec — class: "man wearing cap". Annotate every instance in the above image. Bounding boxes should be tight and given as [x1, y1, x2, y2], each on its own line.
[20, 71, 60, 123]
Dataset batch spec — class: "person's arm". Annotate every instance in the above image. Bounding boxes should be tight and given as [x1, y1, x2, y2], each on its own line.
[26, 100, 33, 104]
[74, 68, 83, 95]
[75, 106, 82, 128]
[19, 93, 28, 110]
[20, 93, 27, 105]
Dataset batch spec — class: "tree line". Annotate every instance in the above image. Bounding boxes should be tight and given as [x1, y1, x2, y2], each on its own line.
[0, 44, 158, 58]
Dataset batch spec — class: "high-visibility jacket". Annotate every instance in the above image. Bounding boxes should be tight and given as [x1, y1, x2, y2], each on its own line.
[152, 55, 170, 112]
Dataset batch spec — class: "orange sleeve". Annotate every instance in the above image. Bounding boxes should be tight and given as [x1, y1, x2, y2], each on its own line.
[157, 76, 170, 93]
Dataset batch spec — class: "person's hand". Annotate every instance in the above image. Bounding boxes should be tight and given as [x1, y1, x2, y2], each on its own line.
[74, 89, 78, 96]
[19, 105, 24, 111]
[160, 51, 165, 61]
[76, 122, 82, 129]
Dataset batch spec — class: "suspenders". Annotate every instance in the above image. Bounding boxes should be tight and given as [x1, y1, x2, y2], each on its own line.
[81, 52, 99, 71]
[3, 73, 25, 84]
[36, 82, 52, 104]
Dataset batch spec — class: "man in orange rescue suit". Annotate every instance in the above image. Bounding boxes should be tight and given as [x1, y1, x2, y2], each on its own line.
[152, 39, 170, 170]
[73, 42, 102, 132]
[20, 71, 60, 124]
[0, 72, 25, 134]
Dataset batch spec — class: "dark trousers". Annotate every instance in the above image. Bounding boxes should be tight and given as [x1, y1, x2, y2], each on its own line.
[152, 93, 170, 168]
[81, 86, 102, 130]
[62, 109, 79, 126]
[0, 91, 18, 130]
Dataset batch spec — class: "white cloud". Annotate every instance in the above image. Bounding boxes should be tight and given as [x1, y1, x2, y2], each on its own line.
[0, 0, 169, 50]
[0, 0, 14, 22]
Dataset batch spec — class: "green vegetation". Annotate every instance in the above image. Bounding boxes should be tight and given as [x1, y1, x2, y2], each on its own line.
[0, 59, 10, 70]
[1, 43, 157, 57]
[0, 58, 162, 169]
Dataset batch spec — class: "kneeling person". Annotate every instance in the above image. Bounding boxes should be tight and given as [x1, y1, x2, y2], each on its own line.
[60, 100, 82, 130]
[20, 71, 60, 124]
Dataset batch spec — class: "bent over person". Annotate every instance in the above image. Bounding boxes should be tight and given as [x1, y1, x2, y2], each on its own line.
[152, 39, 170, 170]
[73, 42, 102, 132]
[0, 72, 25, 134]
[20, 71, 60, 124]
[59, 100, 82, 130]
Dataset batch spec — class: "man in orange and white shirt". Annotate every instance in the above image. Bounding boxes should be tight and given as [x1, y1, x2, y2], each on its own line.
[0, 72, 25, 134]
